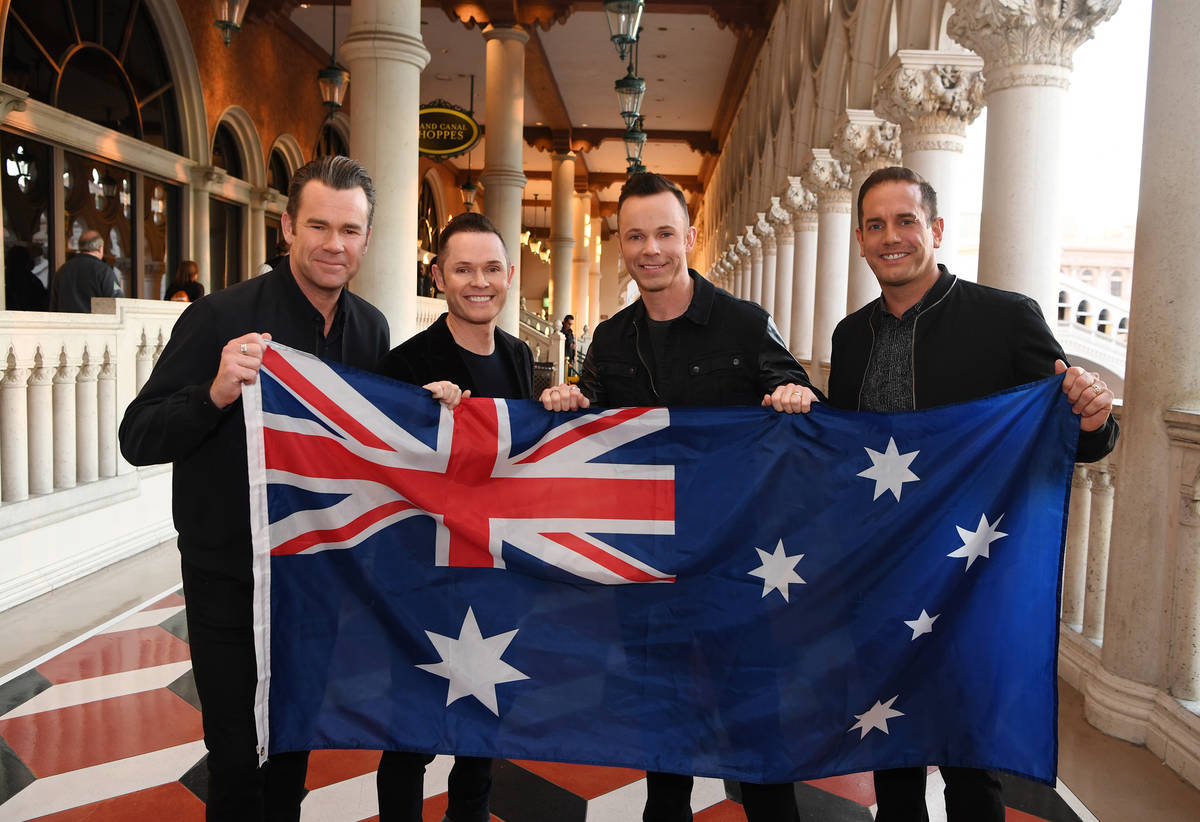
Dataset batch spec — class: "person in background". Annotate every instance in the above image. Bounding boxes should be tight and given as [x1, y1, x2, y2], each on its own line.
[48, 229, 122, 312]
[164, 260, 204, 303]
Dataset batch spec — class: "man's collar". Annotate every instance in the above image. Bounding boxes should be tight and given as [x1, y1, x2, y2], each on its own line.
[873, 265, 955, 321]
[635, 269, 714, 326]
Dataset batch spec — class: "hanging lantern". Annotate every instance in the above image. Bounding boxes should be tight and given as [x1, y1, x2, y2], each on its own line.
[211, 0, 250, 47]
[460, 177, 479, 211]
[603, 0, 645, 62]
[317, 1, 350, 109]
[623, 117, 647, 166]
[615, 66, 647, 130]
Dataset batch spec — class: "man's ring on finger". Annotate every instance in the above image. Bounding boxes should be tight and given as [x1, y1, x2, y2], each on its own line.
[240, 343, 248, 354]
[1093, 382, 1103, 396]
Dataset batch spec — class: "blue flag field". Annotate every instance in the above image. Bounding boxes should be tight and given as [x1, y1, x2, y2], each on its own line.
[244, 342, 1079, 786]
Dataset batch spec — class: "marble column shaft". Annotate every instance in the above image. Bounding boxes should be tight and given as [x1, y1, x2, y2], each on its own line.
[769, 197, 794, 347]
[550, 152, 575, 323]
[807, 150, 852, 390]
[572, 192, 590, 323]
[340, 0, 430, 341]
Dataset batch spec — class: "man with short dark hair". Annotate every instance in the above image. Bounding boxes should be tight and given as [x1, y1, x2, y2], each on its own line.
[375, 210, 532, 822]
[829, 166, 1118, 821]
[49, 229, 122, 311]
[541, 171, 815, 822]
[119, 155, 390, 821]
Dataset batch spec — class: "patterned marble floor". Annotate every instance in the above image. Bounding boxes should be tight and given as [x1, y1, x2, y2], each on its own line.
[0, 588, 1101, 821]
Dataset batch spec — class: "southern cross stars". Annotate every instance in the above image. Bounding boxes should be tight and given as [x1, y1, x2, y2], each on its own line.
[748, 539, 806, 602]
[904, 609, 939, 640]
[858, 437, 920, 501]
[948, 513, 1008, 570]
[849, 695, 905, 739]
[417, 606, 528, 716]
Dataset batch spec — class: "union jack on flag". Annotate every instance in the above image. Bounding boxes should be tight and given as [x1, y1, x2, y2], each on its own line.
[251, 342, 676, 584]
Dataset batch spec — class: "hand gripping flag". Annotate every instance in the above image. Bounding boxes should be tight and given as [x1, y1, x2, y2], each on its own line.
[244, 342, 1079, 785]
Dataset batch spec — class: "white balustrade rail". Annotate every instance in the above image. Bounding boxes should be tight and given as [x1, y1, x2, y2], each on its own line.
[1059, 404, 1200, 790]
[0, 299, 186, 610]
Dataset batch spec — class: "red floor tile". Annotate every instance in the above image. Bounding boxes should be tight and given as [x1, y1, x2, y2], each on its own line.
[26, 781, 205, 821]
[0, 689, 203, 777]
[306, 748, 382, 790]
[1005, 809, 1050, 822]
[508, 759, 644, 799]
[804, 771, 876, 807]
[694, 799, 749, 821]
[144, 592, 185, 610]
[36, 627, 191, 684]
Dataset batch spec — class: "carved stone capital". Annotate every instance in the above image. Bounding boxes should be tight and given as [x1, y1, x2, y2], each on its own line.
[767, 196, 792, 239]
[744, 225, 763, 260]
[947, 0, 1120, 89]
[873, 50, 986, 144]
[832, 109, 902, 174]
[805, 149, 852, 200]
[783, 176, 818, 217]
[735, 236, 750, 259]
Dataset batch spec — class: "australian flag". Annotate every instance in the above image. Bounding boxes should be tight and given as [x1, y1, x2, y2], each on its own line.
[244, 342, 1079, 785]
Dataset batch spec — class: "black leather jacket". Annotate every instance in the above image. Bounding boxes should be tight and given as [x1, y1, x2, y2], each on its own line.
[578, 269, 816, 407]
[828, 266, 1118, 463]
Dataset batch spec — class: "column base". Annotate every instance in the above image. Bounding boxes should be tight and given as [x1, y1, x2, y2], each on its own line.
[1061, 625, 1200, 790]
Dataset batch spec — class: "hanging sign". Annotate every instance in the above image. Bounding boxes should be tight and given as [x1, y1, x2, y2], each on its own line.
[418, 99, 480, 158]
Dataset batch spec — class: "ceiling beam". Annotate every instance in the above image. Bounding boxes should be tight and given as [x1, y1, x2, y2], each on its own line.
[524, 126, 717, 155]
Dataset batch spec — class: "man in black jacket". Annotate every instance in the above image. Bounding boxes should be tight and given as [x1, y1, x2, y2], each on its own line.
[119, 156, 390, 822]
[829, 166, 1117, 822]
[49, 229, 122, 311]
[541, 172, 816, 822]
[375, 211, 533, 822]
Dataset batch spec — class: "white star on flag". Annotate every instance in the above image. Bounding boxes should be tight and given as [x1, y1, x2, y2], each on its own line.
[748, 539, 806, 602]
[858, 437, 920, 501]
[416, 606, 529, 716]
[904, 609, 939, 640]
[849, 695, 905, 739]
[948, 513, 1008, 570]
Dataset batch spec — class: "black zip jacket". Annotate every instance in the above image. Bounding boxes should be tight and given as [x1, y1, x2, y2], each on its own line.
[376, 312, 534, 399]
[578, 269, 817, 407]
[827, 266, 1118, 463]
[118, 263, 390, 581]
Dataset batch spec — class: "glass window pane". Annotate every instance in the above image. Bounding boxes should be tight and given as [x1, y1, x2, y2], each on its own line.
[2, 131, 51, 310]
[209, 196, 243, 292]
[143, 176, 179, 299]
[63, 150, 134, 296]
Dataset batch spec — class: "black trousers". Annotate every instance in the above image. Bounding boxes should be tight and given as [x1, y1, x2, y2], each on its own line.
[643, 771, 799, 822]
[873, 766, 1004, 822]
[182, 561, 310, 821]
[376, 751, 492, 822]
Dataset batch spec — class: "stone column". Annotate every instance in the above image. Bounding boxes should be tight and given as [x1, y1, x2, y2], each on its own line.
[572, 191, 590, 323]
[1086, 0, 1200, 738]
[1062, 465, 1092, 628]
[188, 168, 218, 293]
[806, 149, 852, 391]
[550, 152, 575, 324]
[948, 0, 1119, 319]
[873, 50, 985, 274]
[785, 177, 819, 363]
[1084, 462, 1114, 643]
[1, 349, 28, 502]
[249, 188, 268, 275]
[27, 347, 52, 496]
[75, 346, 99, 484]
[98, 347, 116, 478]
[340, 0, 431, 341]
[734, 237, 750, 302]
[52, 348, 76, 491]
[768, 197, 794, 344]
[756, 213, 777, 316]
[745, 226, 763, 306]
[588, 214, 602, 330]
[832, 109, 901, 314]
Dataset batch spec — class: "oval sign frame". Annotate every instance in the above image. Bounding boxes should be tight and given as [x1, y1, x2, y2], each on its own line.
[418, 100, 481, 158]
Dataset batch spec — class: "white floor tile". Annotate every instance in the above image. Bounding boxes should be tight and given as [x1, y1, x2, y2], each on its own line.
[1, 661, 193, 719]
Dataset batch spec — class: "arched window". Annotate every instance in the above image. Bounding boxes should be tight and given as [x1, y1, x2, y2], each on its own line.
[1057, 290, 1070, 322]
[1098, 309, 1111, 335]
[2, 0, 181, 153]
[417, 179, 439, 297]
[1110, 270, 1124, 298]
[1080, 269, 1094, 284]
[1118, 317, 1128, 340]
[316, 122, 348, 158]
[269, 149, 291, 195]
[1076, 300, 1091, 327]
[212, 123, 245, 180]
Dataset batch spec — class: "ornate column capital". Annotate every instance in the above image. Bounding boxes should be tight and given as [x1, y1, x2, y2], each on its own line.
[873, 50, 986, 148]
[947, 0, 1120, 91]
[805, 149, 852, 213]
[735, 235, 750, 260]
[755, 212, 775, 252]
[190, 165, 227, 191]
[767, 196, 793, 239]
[744, 225, 763, 260]
[783, 176, 818, 225]
[832, 109, 902, 175]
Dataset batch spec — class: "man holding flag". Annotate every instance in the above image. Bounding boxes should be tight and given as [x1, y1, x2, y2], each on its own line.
[829, 165, 1118, 821]
[119, 156, 390, 821]
[541, 171, 818, 822]
[374, 211, 534, 821]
